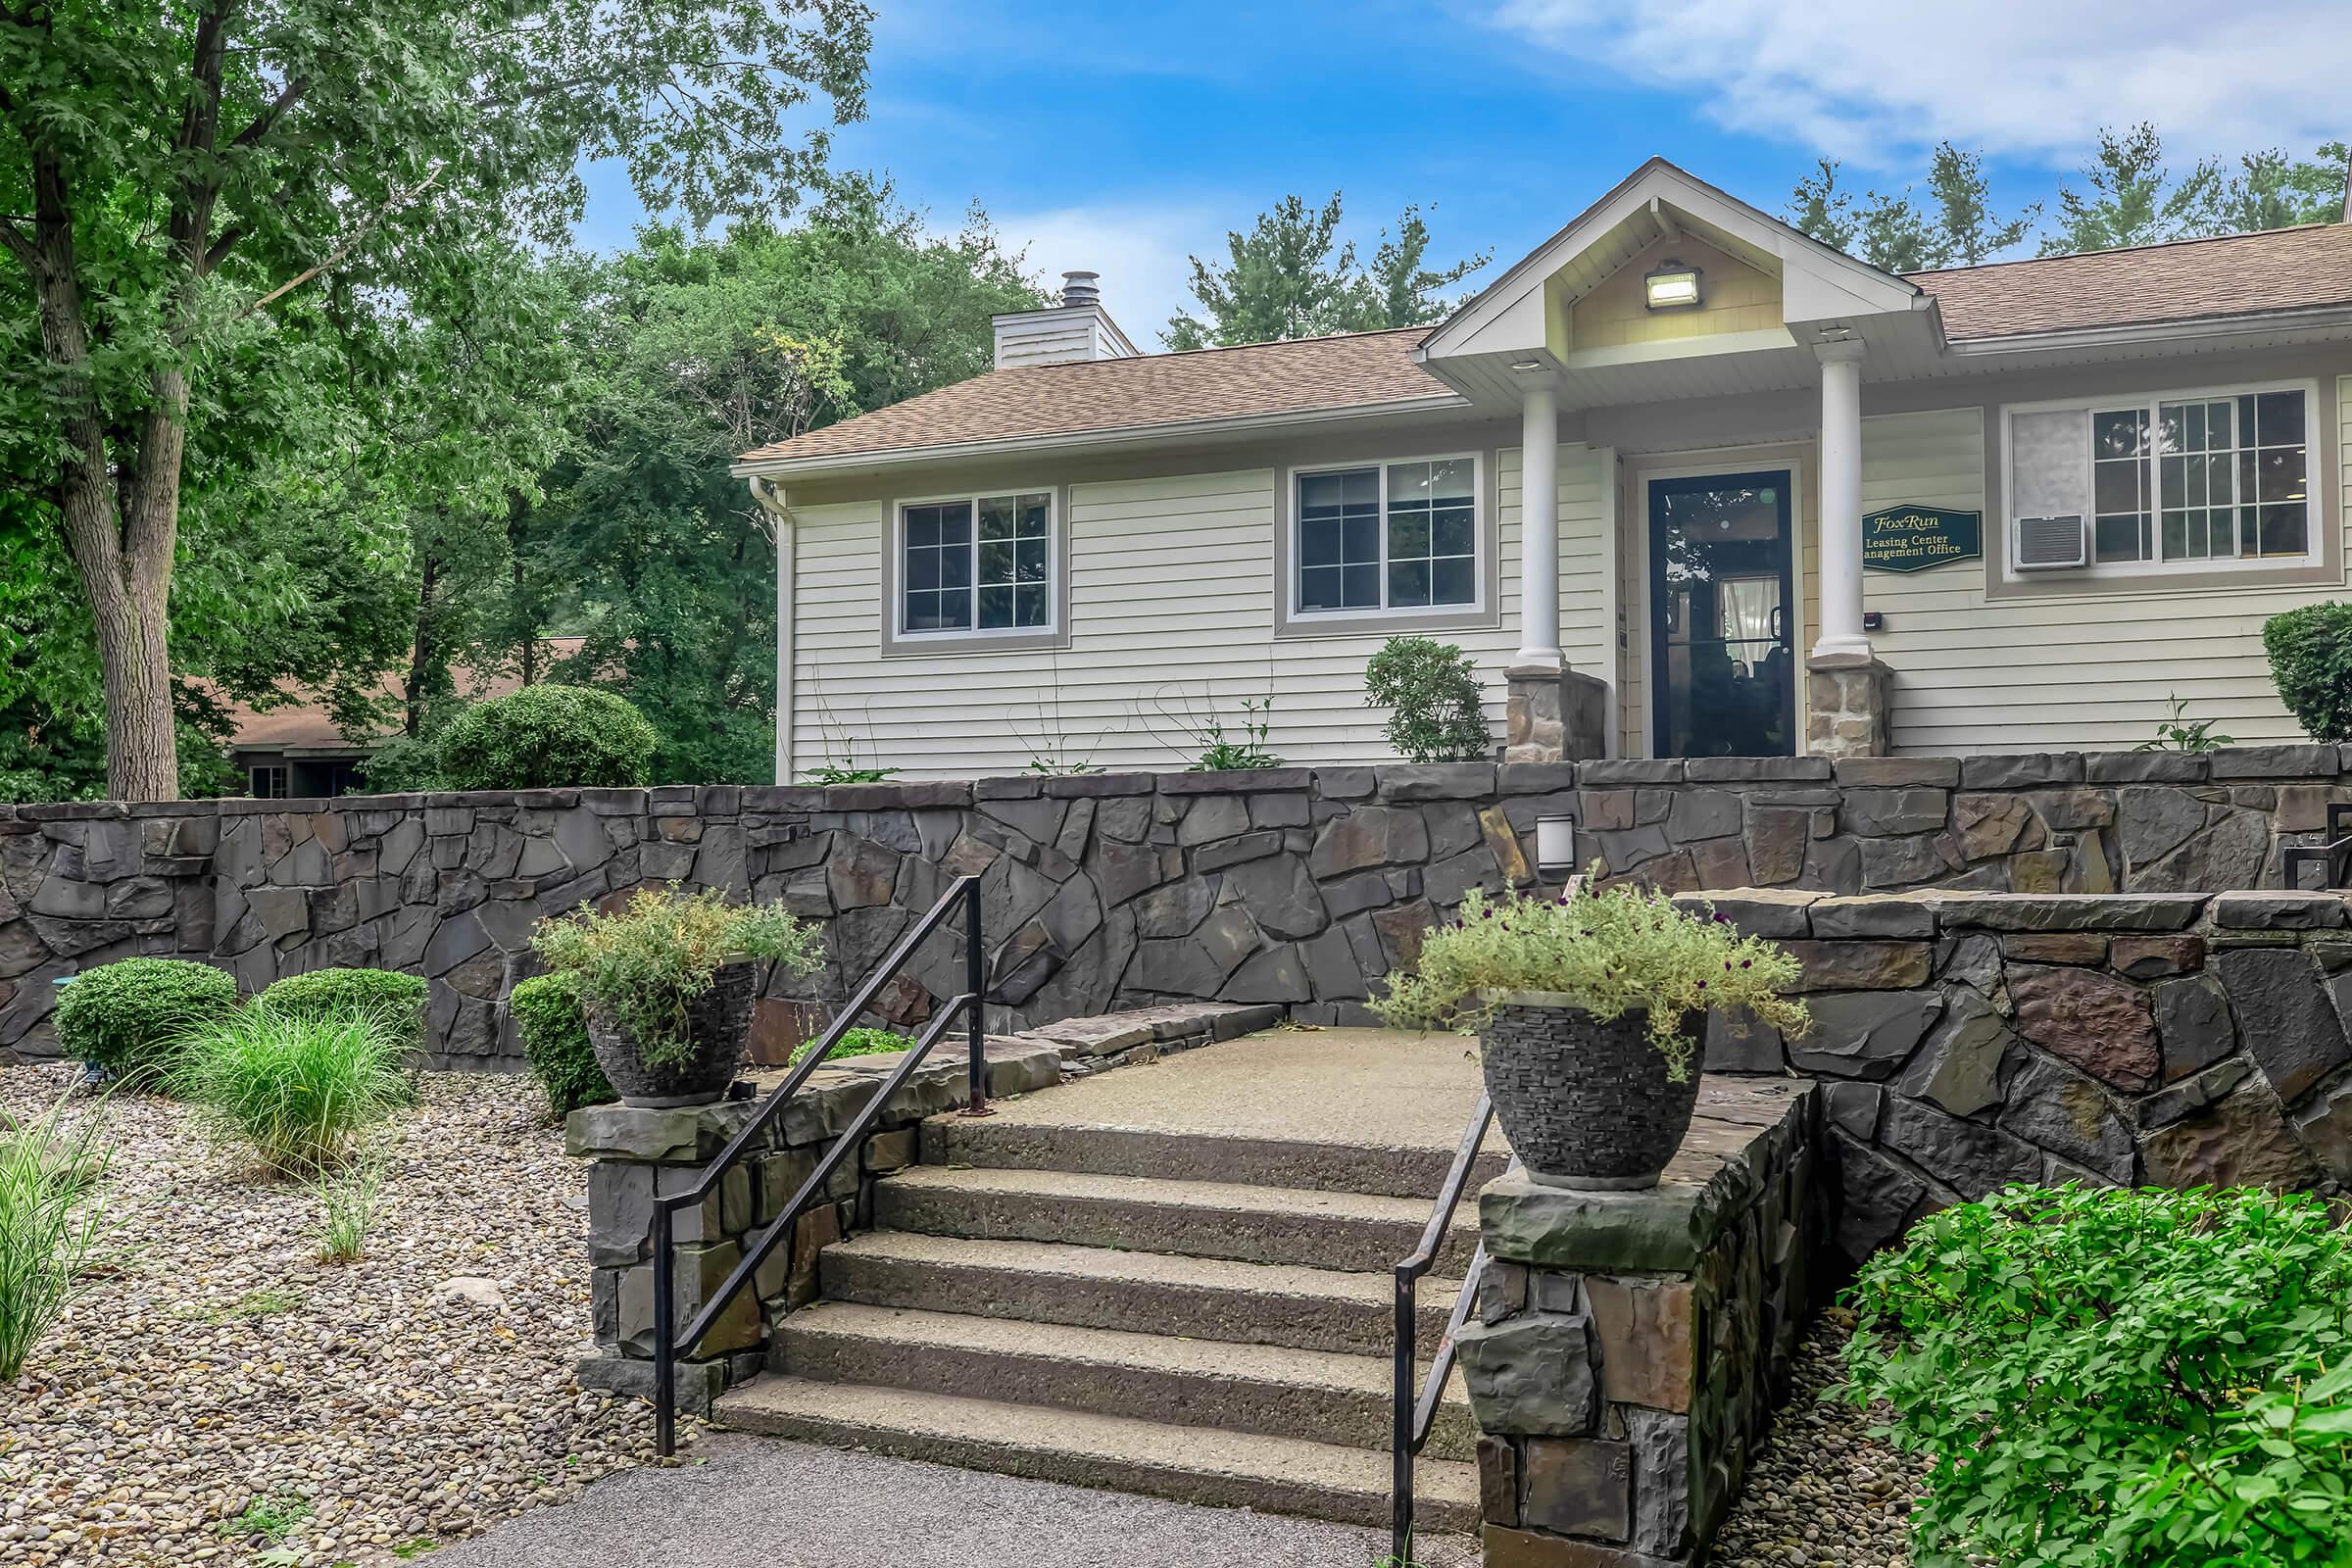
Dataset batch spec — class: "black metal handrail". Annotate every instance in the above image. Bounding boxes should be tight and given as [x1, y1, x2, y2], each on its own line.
[1391, 1091, 1494, 1565]
[651, 873, 989, 1455]
[2282, 802, 2352, 889]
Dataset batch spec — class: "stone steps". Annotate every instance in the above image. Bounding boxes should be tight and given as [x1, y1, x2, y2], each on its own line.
[770, 1300, 1480, 1461]
[715, 1376, 1484, 1532]
[874, 1163, 1483, 1275]
[922, 1116, 1511, 1200]
[820, 1229, 1462, 1356]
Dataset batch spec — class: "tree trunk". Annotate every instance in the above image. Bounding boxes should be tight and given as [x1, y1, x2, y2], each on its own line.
[407, 555, 439, 737]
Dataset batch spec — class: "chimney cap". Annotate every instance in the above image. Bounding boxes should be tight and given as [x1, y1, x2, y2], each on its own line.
[1059, 270, 1102, 308]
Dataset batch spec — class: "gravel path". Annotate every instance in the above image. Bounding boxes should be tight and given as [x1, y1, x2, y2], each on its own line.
[1711, 1306, 1929, 1568]
[0, 1063, 673, 1568]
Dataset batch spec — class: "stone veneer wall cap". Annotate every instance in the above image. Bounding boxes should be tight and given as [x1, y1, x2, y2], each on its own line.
[1684, 757, 1832, 782]
[2211, 891, 2352, 930]
[1830, 758, 1959, 788]
[1499, 762, 1582, 796]
[1375, 763, 1499, 801]
[1042, 772, 1158, 798]
[2084, 753, 2208, 784]
[972, 776, 1044, 801]
[1157, 767, 1313, 795]
[1923, 891, 2208, 932]
[1808, 894, 1937, 940]
[1577, 760, 1685, 785]
[1957, 753, 2084, 788]
[2208, 744, 2341, 779]
[1670, 889, 1820, 939]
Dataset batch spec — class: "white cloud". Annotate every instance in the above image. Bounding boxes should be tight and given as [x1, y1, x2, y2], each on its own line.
[1494, 0, 2352, 170]
[990, 202, 1221, 348]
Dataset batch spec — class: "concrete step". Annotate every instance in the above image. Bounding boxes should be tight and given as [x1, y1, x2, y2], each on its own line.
[875, 1164, 1482, 1275]
[771, 1301, 1480, 1461]
[820, 1230, 1464, 1357]
[714, 1375, 1483, 1532]
[924, 1116, 1512, 1200]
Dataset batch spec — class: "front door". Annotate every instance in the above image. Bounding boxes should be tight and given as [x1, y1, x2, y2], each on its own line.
[1647, 470, 1795, 759]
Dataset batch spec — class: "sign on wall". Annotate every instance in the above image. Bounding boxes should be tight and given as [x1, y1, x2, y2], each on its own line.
[1863, 505, 1983, 572]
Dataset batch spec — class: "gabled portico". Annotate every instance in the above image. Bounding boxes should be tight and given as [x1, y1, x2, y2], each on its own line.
[1413, 159, 1937, 760]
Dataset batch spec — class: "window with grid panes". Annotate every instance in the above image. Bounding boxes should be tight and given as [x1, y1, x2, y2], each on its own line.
[1296, 457, 1478, 612]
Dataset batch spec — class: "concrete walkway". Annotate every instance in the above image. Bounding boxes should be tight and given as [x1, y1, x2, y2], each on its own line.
[431, 1434, 1479, 1567]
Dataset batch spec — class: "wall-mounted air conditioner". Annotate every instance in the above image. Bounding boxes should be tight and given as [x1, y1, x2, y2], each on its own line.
[2014, 514, 2086, 570]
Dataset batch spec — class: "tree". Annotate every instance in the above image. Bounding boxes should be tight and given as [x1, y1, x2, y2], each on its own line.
[1165, 193, 1487, 349]
[2040, 122, 2224, 255]
[2212, 143, 2351, 234]
[1788, 144, 2034, 270]
[1, 0, 873, 801]
[1923, 143, 2036, 266]
[1787, 160, 1858, 254]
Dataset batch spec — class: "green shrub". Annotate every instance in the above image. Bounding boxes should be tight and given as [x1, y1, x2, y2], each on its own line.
[1844, 1184, 2352, 1567]
[529, 885, 822, 1070]
[314, 1152, 387, 1264]
[356, 733, 442, 793]
[0, 1094, 116, 1381]
[51, 957, 239, 1084]
[172, 1006, 411, 1175]
[791, 1026, 915, 1065]
[259, 968, 428, 1053]
[433, 684, 658, 791]
[1364, 637, 1492, 761]
[1371, 883, 1809, 1081]
[511, 971, 613, 1115]
[2265, 602, 2352, 741]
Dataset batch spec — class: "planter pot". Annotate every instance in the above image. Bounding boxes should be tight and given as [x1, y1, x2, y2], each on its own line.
[584, 959, 759, 1108]
[1479, 991, 1703, 1190]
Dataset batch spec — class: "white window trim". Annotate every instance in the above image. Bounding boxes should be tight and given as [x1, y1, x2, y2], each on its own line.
[891, 486, 1061, 641]
[1285, 451, 1487, 621]
[2001, 376, 2323, 581]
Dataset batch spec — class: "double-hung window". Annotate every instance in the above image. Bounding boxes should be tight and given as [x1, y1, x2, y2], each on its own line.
[2006, 382, 2318, 574]
[1294, 456, 1480, 615]
[899, 491, 1054, 635]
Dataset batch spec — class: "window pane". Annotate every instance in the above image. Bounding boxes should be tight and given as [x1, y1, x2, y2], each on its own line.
[1430, 458, 1474, 501]
[1390, 561, 1431, 607]
[1016, 494, 1051, 536]
[2161, 513, 2188, 559]
[1390, 513, 1431, 557]
[1301, 516, 1341, 567]
[978, 496, 1015, 541]
[1299, 564, 1346, 610]
[1014, 584, 1048, 626]
[940, 548, 970, 589]
[1343, 564, 1380, 607]
[2094, 514, 2148, 563]
[1433, 557, 1475, 606]
[906, 512, 939, 549]
[1388, 462, 1431, 504]
[2092, 409, 2146, 459]
[2102, 459, 2150, 514]
[1016, 538, 1048, 581]
[977, 585, 1013, 627]
[1300, 472, 1347, 518]
[939, 507, 971, 547]
[977, 541, 1013, 584]
[2258, 391, 2305, 447]
[1434, 508, 1474, 557]
[1343, 514, 1379, 564]
[2260, 504, 2308, 558]
[906, 550, 939, 591]
[1342, 468, 1377, 508]
[2259, 447, 2307, 503]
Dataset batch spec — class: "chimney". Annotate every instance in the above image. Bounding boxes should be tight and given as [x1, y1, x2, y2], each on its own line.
[992, 269, 1139, 369]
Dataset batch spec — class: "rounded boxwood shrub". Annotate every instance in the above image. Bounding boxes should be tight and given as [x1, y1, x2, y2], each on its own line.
[510, 971, 613, 1115]
[433, 684, 658, 791]
[51, 957, 239, 1084]
[258, 968, 428, 1054]
[2264, 602, 2352, 741]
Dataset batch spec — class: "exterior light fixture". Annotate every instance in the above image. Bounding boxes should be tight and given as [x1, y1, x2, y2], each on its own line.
[1508, 358, 1545, 372]
[1643, 260, 1702, 311]
[1535, 814, 1577, 876]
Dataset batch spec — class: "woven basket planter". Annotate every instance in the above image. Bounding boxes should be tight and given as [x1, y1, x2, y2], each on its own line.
[1480, 991, 1703, 1190]
[585, 958, 759, 1108]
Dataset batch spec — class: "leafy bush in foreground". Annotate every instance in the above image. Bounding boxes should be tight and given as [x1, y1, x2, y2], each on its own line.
[0, 1095, 116, 1381]
[1843, 1184, 2352, 1568]
[510, 972, 612, 1116]
[433, 684, 658, 790]
[791, 1026, 915, 1065]
[51, 957, 239, 1084]
[2265, 602, 2352, 742]
[173, 1007, 411, 1175]
[259, 968, 428, 1054]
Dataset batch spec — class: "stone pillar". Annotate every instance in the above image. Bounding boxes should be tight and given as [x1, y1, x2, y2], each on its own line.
[1811, 341, 1870, 662]
[1518, 384, 1562, 667]
[1805, 653, 1892, 759]
[1460, 1078, 1822, 1567]
[1506, 665, 1611, 763]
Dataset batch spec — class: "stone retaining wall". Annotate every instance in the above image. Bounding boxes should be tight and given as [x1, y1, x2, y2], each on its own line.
[1466, 1078, 1823, 1568]
[6, 747, 2350, 1064]
[1691, 888, 2352, 1264]
[567, 1001, 1270, 1408]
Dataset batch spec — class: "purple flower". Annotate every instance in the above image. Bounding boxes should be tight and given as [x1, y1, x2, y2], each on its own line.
[1696, 979, 1708, 990]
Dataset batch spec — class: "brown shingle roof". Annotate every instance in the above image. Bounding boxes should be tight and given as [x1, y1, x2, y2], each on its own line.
[1911, 223, 2352, 340]
[735, 225, 2352, 471]
[734, 326, 1453, 467]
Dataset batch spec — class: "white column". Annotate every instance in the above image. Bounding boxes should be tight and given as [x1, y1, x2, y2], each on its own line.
[1516, 384, 1562, 666]
[747, 477, 797, 782]
[1811, 341, 1871, 660]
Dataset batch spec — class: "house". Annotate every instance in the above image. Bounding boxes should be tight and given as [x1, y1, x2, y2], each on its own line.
[216, 638, 591, 797]
[732, 160, 2352, 776]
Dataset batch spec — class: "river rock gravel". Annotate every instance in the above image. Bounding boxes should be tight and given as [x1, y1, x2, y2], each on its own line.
[0, 1062, 685, 1568]
[1711, 1305, 1929, 1568]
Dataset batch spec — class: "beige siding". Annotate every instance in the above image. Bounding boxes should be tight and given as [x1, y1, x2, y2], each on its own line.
[1569, 233, 1780, 352]
[789, 449, 1610, 777]
[1860, 401, 2345, 753]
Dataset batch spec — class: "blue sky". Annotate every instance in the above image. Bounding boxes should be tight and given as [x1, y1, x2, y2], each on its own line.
[581, 0, 2352, 342]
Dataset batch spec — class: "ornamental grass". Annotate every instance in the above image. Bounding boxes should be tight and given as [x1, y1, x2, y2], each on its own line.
[172, 1006, 412, 1177]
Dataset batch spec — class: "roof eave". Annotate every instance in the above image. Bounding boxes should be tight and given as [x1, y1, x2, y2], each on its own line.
[729, 391, 1475, 480]
[1942, 302, 2352, 357]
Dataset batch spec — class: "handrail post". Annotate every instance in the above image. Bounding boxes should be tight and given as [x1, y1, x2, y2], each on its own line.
[959, 872, 993, 1118]
[652, 1202, 676, 1457]
[1392, 1263, 1416, 1565]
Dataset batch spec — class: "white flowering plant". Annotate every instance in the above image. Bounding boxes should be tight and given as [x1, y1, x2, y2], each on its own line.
[1370, 878, 1810, 1080]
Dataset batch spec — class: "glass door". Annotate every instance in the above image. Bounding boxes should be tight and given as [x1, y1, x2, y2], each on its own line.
[1647, 470, 1795, 758]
